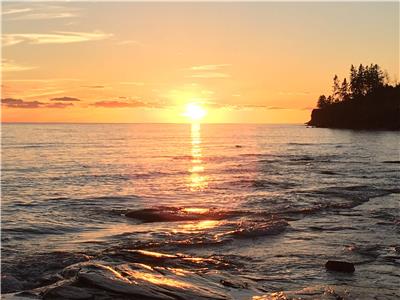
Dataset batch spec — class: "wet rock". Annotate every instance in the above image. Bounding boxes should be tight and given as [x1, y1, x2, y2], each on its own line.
[76, 266, 174, 300]
[125, 207, 238, 223]
[36, 274, 64, 287]
[220, 279, 248, 289]
[325, 260, 355, 273]
[43, 285, 92, 299]
[1, 274, 25, 293]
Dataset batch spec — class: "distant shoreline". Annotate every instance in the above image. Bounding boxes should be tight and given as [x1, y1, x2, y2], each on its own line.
[307, 64, 400, 131]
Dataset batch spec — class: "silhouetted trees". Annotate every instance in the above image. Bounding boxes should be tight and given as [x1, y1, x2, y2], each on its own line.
[309, 63, 399, 130]
[317, 64, 388, 108]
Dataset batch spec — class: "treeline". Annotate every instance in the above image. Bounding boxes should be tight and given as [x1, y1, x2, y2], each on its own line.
[308, 63, 399, 130]
[317, 64, 392, 108]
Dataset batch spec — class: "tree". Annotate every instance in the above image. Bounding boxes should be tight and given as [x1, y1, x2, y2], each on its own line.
[358, 64, 365, 96]
[350, 64, 358, 96]
[340, 78, 349, 101]
[317, 95, 328, 108]
[315, 63, 391, 109]
[332, 75, 341, 102]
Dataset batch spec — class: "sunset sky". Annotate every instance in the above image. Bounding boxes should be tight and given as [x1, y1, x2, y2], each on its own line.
[2, 1, 399, 123]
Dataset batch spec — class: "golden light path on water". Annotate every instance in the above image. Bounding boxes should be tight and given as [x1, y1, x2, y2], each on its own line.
[188, 123, 208, 191]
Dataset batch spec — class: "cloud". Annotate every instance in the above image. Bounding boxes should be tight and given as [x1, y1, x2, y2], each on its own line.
[205, 100, 289, 110]
[188, 72, 230, 79]
[91, 100, 148, 108]
[2, 98, 42, 108]
[2, 31, 112, 47]
[2, 8, 32, 16]
[2, 4, 79, 21]
[91, 99, 164, 109]
[81, 85, 106, 89]
[190, 64, 231, 71]
[186, 64, 231, 79]
[50, 96, 80, 102]
[2, 59, 36, 72]
[266, 106, 288, 110]
[2, 98, 74, 109]
[45, 102, 74, 108]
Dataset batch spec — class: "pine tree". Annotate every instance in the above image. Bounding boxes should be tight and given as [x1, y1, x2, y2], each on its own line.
[332, 75, 341, 102]
[340, 78, 349, 101]
[349, 64, 358, 96]
[358, 64, 365, 95]
[317, 95, 328, 108]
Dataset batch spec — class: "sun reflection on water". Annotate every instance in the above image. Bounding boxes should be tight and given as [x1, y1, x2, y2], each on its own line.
[180, 220, 221, 232]
[188, 123, 208, 191]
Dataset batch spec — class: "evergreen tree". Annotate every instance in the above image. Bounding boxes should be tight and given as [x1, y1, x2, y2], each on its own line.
[358, 64, 366, 96]
[340, 78, 349, 101]
[349, 64, 357, 96]
[317, 95, 328, 108]
[332, 75, 341, 102]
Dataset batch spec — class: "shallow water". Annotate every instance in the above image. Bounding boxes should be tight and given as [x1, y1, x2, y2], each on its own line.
[1, 124, 399, 299]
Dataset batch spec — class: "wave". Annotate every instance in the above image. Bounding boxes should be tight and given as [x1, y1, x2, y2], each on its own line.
[2, 249, 263, 299]
[219, 219, 288, 239]
[125, 207, 243, 223]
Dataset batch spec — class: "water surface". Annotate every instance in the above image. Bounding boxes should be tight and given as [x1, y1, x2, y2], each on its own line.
[2, 124, 399, 299]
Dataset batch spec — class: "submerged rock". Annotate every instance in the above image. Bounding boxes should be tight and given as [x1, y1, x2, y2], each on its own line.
[325, 261, 355, 273]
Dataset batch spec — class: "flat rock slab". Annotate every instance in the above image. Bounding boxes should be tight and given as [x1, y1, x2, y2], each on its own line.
[325, 260, 355, 273]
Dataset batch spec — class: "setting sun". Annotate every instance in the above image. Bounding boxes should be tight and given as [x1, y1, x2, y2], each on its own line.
[183, 103, 207, 121]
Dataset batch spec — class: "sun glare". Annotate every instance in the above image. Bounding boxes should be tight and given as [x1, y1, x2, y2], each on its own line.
[184, 103, 207, 121]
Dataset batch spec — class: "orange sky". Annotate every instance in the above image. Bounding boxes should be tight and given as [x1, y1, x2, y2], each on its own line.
[2, 2, 399, 123]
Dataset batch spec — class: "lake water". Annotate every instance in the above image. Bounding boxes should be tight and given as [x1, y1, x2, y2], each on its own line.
[1, 124, 399, 299]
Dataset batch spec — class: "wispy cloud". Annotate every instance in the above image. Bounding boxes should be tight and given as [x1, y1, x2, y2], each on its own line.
[187, 64, 231, 79]
[3, 4, 79, 21]
[266, 106, 288, 110]
[4, 78, 81, 83]
[189, 64, 231, 71]
[2, 8, 33, 16]
[2, 31, 112, 47]
[1, 59, 36, 72]
[205, 101, 289, 110]
[81, 85, 106, 89]
[45, 102, 74, 108]
[91, 100, 148, 108]
[50, 96, 80, 102]
[91, 99, 164, 109]
[2, 98, 74, 109]
[188, 72, 230, 79]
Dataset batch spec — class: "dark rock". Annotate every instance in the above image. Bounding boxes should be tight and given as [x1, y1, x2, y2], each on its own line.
[43, 285, 93, 299]
[219, 279, 247, 289]
[1, 274, 24, 293]
[325, 260, 355, 273]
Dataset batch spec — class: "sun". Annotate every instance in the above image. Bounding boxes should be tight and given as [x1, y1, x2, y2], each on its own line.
[183, 103, 207, 121]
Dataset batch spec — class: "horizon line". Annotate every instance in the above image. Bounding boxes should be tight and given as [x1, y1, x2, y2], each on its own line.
[1, 122, 305, 125]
